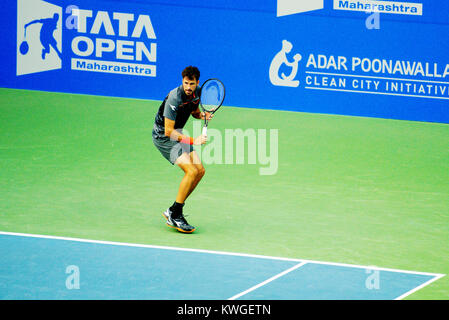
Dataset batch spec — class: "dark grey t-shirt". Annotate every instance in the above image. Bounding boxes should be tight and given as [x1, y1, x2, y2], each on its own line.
[152, 85, 200, 139]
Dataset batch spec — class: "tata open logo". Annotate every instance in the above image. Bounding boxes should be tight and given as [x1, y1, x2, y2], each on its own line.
[17, 0, 63, 76]
[16, 0, 157, 77]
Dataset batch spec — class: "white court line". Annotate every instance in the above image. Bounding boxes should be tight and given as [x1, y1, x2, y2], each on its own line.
[0, 231, 300, 262]
[228, 262, 308, 300]
[394, 273, 446, 300]
[0, 230, 445, 299]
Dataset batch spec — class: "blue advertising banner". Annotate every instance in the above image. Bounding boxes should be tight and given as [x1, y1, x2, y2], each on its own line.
[0, 0, 448, 123]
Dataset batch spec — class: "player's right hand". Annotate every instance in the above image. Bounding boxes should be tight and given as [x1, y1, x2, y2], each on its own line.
[194, 134, 207, 145]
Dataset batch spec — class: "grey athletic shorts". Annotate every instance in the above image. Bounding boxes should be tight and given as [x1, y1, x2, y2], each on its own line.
[153, 136, 194, 165]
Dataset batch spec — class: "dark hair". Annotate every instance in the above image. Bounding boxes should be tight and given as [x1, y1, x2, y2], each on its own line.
[182, 66, 200, 81]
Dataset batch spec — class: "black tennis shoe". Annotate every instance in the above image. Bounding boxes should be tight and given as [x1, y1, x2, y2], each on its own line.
[162, 209, 196, 233]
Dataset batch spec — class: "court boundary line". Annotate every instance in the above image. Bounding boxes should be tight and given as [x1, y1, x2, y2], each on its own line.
[228, 262, 308, 300]
[394, 274, 446, 300]
[0, 231, 445, 299]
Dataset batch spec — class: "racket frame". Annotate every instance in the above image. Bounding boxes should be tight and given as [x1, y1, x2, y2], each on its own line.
[199, 78, 226, 135]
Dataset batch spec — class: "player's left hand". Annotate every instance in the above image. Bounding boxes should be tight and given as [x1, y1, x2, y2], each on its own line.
[201, 112, 214, 121]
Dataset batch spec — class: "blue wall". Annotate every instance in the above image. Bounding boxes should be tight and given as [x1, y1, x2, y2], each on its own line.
[1, 0, 448, 123]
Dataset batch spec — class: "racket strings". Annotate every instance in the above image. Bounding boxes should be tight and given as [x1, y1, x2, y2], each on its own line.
[200, 79, 225, 125]
[203, 105, 217, 112]
[201, 85, 224, 109]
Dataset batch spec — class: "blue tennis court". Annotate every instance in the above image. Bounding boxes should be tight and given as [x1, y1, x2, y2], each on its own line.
[0, 232, 443, 300]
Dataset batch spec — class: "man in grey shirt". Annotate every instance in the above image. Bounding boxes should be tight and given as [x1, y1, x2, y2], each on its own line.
[152, 66, 212, 233]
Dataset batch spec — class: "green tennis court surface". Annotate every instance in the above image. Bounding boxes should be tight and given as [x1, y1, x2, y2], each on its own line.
[0, 88, 447, 299]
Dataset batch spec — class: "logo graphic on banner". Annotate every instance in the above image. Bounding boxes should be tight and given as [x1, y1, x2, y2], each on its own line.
[269, 40, 302, 87]
[17, 0, 62, 76]
[69, 7, 157, 77]
[277, 0, 324, 16]
[269, 39, 449, 101]
[16, 1, 157, 77]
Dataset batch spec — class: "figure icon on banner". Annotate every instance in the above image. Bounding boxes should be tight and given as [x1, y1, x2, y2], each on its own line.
[22, 13, 62, 60]
[269, 40, 302, 87]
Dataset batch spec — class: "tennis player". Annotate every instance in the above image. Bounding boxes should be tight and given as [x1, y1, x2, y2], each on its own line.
[152, 66, 212, 233]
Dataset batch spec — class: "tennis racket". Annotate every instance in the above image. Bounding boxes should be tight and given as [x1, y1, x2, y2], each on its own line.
[20, 27, 29, 55]
[199, 78, 225, 136]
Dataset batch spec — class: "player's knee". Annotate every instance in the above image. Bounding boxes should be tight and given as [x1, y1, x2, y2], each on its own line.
[185, 166, 199, 178]
[198, 166, 206, 178]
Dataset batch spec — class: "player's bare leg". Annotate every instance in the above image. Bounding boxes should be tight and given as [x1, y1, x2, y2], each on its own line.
[174, 152, 204, 204]
[161, 152, 202, 233]
[184, 151, 205, 199]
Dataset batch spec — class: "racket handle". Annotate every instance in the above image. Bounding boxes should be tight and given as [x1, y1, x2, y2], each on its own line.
[202, 126, 208, 136]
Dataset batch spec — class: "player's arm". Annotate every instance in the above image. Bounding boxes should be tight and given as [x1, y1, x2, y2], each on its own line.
[164, 118, 206, 145]
[163, 95, 185, 141]
[191, 106, 213, 120]
[164, 117, 183, 141]
[25, 19, 43, 28]
[191, 107, 202, 119]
